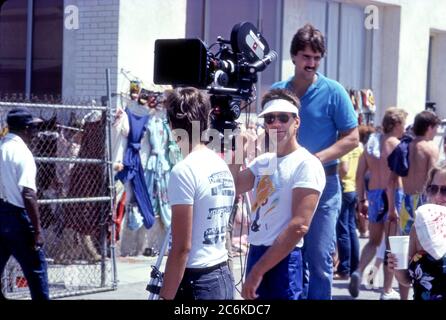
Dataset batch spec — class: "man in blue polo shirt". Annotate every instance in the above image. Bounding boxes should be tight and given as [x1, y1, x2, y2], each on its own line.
[272, 23, 359, 300]
[0, 108, 49, 300]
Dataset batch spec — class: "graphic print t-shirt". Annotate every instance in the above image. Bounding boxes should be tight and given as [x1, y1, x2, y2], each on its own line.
[168, 148, 235, 268]
[248, 147, 326, 247]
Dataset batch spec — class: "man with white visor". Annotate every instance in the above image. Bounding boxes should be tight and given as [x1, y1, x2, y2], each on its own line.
[230, 88, 326, 299]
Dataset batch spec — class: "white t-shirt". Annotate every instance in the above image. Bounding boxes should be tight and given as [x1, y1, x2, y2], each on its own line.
[0, 133, 37, 208]
[168, 147, 235, 268]
[248, 147, 326, 247]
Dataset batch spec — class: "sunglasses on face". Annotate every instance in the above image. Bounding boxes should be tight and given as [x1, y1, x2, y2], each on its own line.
[426, 184, 446, 197]
[264, 113, 292, 125]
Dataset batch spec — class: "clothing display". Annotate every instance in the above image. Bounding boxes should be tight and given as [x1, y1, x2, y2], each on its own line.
[115, 108, 155, 230]
[348, 88, 376, 126]
[144, 109, 178, 229]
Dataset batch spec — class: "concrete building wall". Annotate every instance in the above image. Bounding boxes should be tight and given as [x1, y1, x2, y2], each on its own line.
[281, 0, 446, 126]
[116, 0, 187, 96]
[60, 0, 446, 121]
[373, 5, 401, 124]
[430, 33, 446, 120]
[62, 0, 120, 102]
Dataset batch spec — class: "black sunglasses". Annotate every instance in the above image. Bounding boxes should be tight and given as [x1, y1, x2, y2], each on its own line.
[426, 184, 446, 197]
[264, 113, 292, 125]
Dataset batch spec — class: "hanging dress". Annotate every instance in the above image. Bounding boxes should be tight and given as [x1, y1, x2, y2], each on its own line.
[144, 110, 175, 229]
[115, 108, 154, 229]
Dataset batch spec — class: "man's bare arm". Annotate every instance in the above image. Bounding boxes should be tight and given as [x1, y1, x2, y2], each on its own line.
[22, 187, 43, 247]
[315, 127, 359, 164]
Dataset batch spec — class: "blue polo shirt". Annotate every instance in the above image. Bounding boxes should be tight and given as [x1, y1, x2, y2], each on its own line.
[271, 73, 358, 167]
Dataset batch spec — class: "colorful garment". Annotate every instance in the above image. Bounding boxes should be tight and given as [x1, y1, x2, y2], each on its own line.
[115, 108, 154, 229]
[144, 111, 176, 229]
[408, 250, 446, 300]
[400, 193, 426, 235]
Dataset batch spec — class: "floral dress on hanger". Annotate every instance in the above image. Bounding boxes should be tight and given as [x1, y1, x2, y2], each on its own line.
[144, 110, 176, 229]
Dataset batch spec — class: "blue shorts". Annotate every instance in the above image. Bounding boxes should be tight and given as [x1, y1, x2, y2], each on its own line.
[367, 189, 404, 223]
[246, 245, 303, 300]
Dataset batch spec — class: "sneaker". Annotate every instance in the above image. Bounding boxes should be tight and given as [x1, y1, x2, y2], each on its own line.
[365, 266, 378, 290]
[380, 289, 400, 300]
[333, 272, 349, 280]
[348, 271, 361, 298]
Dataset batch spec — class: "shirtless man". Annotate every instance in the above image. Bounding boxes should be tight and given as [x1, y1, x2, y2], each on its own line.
[387, 111, 441, 235]
[384, 111, 440, 300]
[349, 107, 408, 299]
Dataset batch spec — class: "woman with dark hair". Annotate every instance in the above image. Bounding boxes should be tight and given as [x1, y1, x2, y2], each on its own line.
[159, 87, 235, 300]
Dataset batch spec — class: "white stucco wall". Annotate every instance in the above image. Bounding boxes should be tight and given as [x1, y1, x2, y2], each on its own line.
[373, 4, 401, 125]
[116, 0, 187, 97]
[430, 33, 446, 120]
[281, 0, 446, 125]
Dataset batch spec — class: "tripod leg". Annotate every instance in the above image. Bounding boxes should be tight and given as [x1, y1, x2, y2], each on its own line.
[147, 227, 171, 300]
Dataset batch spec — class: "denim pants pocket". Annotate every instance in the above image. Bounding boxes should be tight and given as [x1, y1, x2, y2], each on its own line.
[191, 273, 223, 300]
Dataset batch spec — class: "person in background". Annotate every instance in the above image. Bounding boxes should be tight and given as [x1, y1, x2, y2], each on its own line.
[386, 111, 440, 300]
[388, 165, 446, 300]
[357, 125, 375, 238]
[349, 107, 408, 300]
[0, 108, 49, 300]
[439, 133, 446, 167]
[334, 132, 362, 280]
[272, 23, 359, 300]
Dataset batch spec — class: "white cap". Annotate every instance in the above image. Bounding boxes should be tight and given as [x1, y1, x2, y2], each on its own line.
[258, 99, 299, 117]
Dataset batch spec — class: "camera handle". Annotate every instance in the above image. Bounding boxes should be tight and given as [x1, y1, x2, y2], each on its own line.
[146, 227, 171, 300]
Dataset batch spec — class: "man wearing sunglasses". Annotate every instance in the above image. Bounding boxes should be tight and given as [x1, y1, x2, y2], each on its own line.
[230, 89, 326, 300]
[271, 24, 359, 300]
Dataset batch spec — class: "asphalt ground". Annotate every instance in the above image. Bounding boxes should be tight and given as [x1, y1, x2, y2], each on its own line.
[59, 237, 411, 301]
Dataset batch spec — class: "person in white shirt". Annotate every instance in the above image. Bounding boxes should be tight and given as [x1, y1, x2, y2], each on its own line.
[0, 108, 49, 300]
[230, 89, 326, 300]
[159, 87, 235, 300]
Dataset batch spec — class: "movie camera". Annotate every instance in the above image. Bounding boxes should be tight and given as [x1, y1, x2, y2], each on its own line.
[153, 21, 277, 134]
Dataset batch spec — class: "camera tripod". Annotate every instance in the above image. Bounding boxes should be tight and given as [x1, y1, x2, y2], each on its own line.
[146, 227, 171, 300]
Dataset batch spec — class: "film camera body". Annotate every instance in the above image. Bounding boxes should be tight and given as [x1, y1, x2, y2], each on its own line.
[153, 22, 277, 135]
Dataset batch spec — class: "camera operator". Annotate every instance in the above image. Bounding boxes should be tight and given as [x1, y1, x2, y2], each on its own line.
[230, 89, 325, 300]
[159, 87, 235, 300]
[272, 24, 359, 300]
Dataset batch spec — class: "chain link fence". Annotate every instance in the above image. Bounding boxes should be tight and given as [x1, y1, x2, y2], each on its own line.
[0, 99, 117, 299]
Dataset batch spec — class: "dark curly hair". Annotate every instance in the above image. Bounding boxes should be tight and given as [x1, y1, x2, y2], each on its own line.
[290, 23, 326, 57]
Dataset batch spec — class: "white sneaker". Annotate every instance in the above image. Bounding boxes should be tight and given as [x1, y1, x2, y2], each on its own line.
[380, 289, 400, 300]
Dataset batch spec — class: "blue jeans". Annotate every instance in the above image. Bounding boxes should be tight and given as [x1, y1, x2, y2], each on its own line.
[302, 174, 341, 300]
[0, 201, 49, 300]
[246, 245, 303, 300]
[336, 191, 359, 276]
[175, 262, 234, 300]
